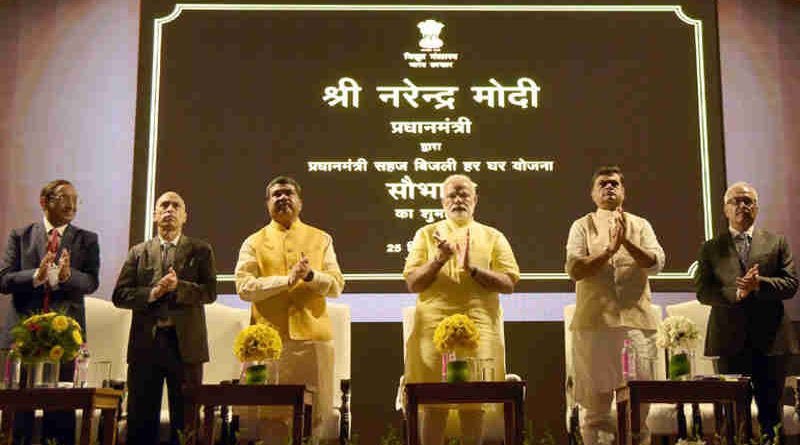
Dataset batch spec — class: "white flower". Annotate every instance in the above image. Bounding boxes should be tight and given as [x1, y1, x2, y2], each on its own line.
[656, 316, 700, 349]
[676, 439, 706, 445]
[597, 431, 616, 445]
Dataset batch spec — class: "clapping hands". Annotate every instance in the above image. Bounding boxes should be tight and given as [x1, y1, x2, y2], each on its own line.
[57, 249, 71, 282]
[289, 252, 310, 286]
[433, 229, 470, 270]
[37, 248, 72, 285]
[151, 267, 178, 300]
[736, 264, 760, 301]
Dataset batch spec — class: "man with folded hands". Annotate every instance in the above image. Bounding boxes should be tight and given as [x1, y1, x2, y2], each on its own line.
[404, 174, 520, 445]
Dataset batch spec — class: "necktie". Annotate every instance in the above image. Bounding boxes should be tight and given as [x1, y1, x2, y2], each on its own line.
[43, 229, 60, 312]
[47, 228, 59, 254]
[158, 243, 175, 322]
[735, 233, 750, 265]
[161, 243, 174, 274]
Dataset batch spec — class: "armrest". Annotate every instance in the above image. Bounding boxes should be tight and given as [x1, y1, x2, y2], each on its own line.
[785, 376, 799, 411]
[340, 378, 352, 442]
[395, 375, 406, 412]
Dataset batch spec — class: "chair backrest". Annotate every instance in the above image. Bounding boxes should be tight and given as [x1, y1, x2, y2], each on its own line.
[328, 302, 351, 408]
[402, 306, 416, 360]
[563, 303, 665, 379]
[665, 300, 714, 375]
[204, 302, 251, 384]
[399, 305, 509, 440]
[84, 297, 132, 382]
[563, 304, 576, 381]
[401, 305, 508, 374]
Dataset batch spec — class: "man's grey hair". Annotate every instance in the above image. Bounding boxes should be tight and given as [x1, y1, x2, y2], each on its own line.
[442, 174, 478, 192]
[724, 181, 759, 204]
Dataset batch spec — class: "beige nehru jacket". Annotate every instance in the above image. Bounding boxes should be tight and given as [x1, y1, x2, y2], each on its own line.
[565, 209, 665, 331]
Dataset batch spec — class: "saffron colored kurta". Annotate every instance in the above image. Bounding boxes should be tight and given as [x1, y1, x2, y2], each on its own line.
[234, 219, 344, 433]
[403, 218, 520, 384]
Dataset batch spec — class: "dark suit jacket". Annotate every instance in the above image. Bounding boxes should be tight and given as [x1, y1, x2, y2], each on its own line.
[112, 235, 216, 364]
[0, 222, 100, 331]
[695, 229, 799, 356]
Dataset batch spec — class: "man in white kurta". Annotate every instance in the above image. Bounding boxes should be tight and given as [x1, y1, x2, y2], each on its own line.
[565, 166, 665, 445]
[404, 174, 520, 445]
[235, 176, 344, 441]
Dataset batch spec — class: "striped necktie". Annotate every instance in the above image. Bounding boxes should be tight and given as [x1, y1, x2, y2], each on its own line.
[734, 233, 750, 265]
[43, 229, 60, 312]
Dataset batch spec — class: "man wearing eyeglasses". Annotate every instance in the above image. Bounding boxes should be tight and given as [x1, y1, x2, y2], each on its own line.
[0, 179, 100, 445]
[695, 181, 798, 440]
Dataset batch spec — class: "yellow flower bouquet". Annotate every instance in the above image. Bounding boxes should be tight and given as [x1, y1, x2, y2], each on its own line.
[233, 324, 282, 384]
[10, 312, 83, 363]
[433, 313, 480, 354]
[433, 314, 480, 383]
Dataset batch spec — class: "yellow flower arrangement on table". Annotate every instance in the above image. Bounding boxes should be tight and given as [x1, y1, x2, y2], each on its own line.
[233, 324, 283, 384]
[10, 312, 83, 364]
[433, 314, 480, 383]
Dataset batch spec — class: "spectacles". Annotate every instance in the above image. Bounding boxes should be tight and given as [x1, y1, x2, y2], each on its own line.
[49, 194, 80, 206]
[726, 197, 756, 208]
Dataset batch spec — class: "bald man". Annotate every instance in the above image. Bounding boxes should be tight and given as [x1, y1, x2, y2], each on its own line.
[113, 191, 217, 445]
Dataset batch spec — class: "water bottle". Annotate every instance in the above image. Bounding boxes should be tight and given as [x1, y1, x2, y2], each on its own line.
[621, 338, 637, 381]
[74, 344, 90, 388]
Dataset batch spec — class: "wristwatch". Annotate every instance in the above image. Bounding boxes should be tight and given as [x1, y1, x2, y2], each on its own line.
[303, 270, 315, 282]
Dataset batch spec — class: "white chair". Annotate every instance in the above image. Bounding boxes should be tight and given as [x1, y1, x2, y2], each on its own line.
[203, 301, 251, 385]
[664, 301, 714, 375]
[84, 297, 133, 383]
[81, 297, 132, 441]
[203, 302, 351, 442]
[147, 301, 350, 443]
[563, 304, 678, 440]
[666, 300, 800, 437]
[397, 306, 518, 443]
[321, 302, 352, 441]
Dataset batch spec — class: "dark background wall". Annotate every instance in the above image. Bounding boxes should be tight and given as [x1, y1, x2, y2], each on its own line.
[1, 0, 798, 443]
[2, 0, 799, 314]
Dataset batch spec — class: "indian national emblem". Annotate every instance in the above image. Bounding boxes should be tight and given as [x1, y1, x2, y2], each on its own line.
[417, 19, 444, 51]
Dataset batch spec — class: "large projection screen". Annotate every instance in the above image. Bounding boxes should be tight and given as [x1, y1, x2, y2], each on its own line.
[132, 1, 725, 298]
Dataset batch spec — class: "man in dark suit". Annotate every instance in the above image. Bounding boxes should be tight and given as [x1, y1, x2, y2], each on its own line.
[113, 191, 216, 445]
[695, 181, 798, 440]
[0, 179, 100, 445]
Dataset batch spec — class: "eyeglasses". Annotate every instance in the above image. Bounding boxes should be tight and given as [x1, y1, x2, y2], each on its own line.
[49, 194, 80, 206]
[726, 197, 756, 208]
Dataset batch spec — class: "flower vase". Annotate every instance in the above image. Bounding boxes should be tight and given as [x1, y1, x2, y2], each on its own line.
[242, 360, 278, 385]
[668, 348, 694, 380]
[443, 351, 472, 383]
[23, 360, 61, 388]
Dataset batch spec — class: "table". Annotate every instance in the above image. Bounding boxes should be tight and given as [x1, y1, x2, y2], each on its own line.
[403, 381, 527, 445]
[184, 384, 313, 445]
[0, 387, 123, 445]
[615, 379, 753, 445]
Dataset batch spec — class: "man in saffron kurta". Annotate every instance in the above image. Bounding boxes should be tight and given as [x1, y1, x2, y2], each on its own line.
[235, 176, 344, 437]
[404, 174, 520, 445]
